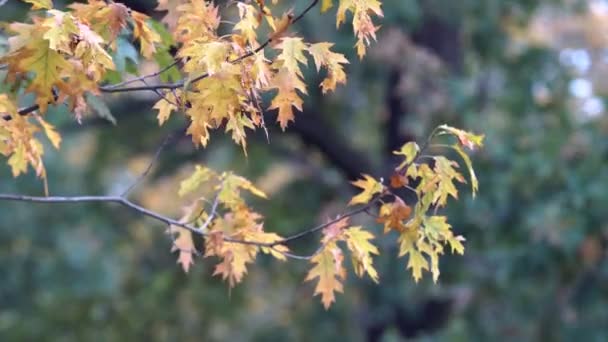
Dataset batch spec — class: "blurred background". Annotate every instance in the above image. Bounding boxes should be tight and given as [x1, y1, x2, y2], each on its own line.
[1, 0, 608, 340]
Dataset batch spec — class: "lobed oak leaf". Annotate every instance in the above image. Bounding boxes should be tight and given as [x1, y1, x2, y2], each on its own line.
[268, 67, 307, 130]
[307, 42, 349, 93]
[349, 174, 383, 206]
[305, 243, 345, 309]
[432, 156, 465, 207]
[173, 0, 220, 43]
[321, 217, 348, 244]
[219, 172, 268, 209]
[394, 141, 420, 170]
[274, 37, 308, 77]
[234, 3, 261, 46]
[397, 225, 428, 283]
[17, 39, 70, 112]
[153, 90, 182, 125]
[344, 226, 379, 282]
[36, 116, 61, 149]
[42, 10, 78, 54]
[169, 225, 196, 273]
[178, 165, 216, 197]
[8, 144, 28, 177]
[131, 11, 162, 58]
[69, 1, 129, 45]
[377, 197, 411, 233]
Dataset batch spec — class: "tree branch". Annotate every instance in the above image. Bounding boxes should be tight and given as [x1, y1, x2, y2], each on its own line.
[0, 191, 379, 256]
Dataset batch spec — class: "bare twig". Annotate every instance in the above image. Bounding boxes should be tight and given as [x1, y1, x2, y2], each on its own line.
[0, 191, 378, 251]
[104, 60, 180, 90]
[121, 133, 175, 197]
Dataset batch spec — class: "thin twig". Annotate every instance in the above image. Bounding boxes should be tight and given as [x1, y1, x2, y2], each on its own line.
[0, 191, 376, 251]
[273, 196, 381, 246]
[121, 133, 175, 197]
[104, 60, 180, 90]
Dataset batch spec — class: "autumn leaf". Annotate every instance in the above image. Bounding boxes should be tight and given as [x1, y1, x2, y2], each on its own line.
[321, 0, 334, 13]
[432, 156, 465, 207]
[451, 144, 479, 197]
[169, 225, 196, 273]
[219, 172, 268, 209]
[305, 243, 345, 309]
[36, 116, 62, 149]
[268, 66, 307, 130]
[398, 224, 428, 283]
[23, 0, 53, 10]
[17, 39, 70, 112]
[438, 124, 485, 150]
[233, 2, 260, 46]
[178, 165, 216, 197]
[307, 42, 349, 93]
[377, 197, 411, 233]
[153, 90, 182, 125]
[131, 11, 162, 58]
[345, 226, 379, 282]
[349, 174, 383, 206]
[394, 141, 419, 170]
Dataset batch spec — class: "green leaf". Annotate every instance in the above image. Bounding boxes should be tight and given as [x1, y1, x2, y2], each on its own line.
[85, 93, 116, 125]
[154, 49, 181, 83]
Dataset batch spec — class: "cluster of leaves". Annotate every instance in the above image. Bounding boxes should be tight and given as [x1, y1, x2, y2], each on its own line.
[1, 0, 384, 180]
[173, 165, 287, 283]
[174, 125, 483, 309]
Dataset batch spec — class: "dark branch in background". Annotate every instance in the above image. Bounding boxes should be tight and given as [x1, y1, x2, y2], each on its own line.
[288, 109, 376, 181]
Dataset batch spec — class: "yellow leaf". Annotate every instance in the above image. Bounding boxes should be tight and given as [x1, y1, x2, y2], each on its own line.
[376, 197, 411, 233]
[42, 10, 78, 53]
[345, 226, 379, 282]
[438, 124, 485, 150]
[397, 222, 430, 282]
[307, 42, 349, 93]
[219, 172, 268, 209]
[275, 37, 308, 77]
[321, 0, 334, 13]
[153, 90, 181, 125]
[432, 156, 465, 207]
[451, 144, 479, 197]
[233, 3, 260, 45]
[268, 67, 307, 130]
[23, 0, 53, 10]
[17, 39, 70, 112]
[394, 141, 420, 170]
[178, 165, 216, 197]
[169, 225, 196, 273]
[8, 144, 28, 177]
[305, 243, 345, 309]
[349, 174, 383, 206]
[131, 11, 161, 58]
[36, 117, 61, 149]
